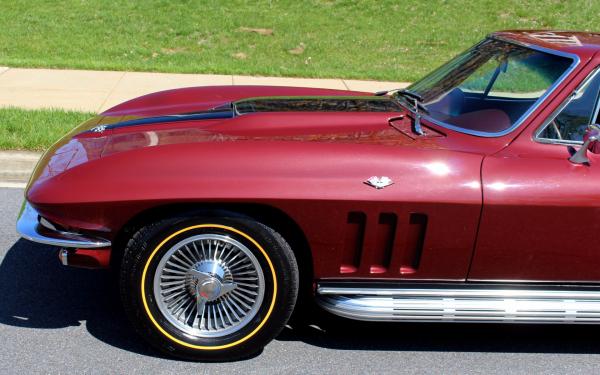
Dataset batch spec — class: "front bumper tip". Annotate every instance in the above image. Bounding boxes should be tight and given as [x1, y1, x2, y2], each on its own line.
[16, 202, 111, 249]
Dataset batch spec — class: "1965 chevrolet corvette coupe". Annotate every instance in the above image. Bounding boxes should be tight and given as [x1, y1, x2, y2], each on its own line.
[16, 30, 600, 360]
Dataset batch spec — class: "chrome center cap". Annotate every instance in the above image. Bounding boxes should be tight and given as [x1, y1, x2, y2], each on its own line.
[188, 260, 235, 302]
[198, 278, 222, 301]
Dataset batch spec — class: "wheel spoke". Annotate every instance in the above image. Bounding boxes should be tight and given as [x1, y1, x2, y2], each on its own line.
[196, 297, 207, 320]
[223, 298, 241, 321]
[166, 292, 188, 307]
[160, 280, 186, 288]
[236, 287, 259, 297]
[191, 242, 203, 261]
[229, 292, 252, 310]
[162, 268, 188, 276]
[161, 274, 187, 280]
[219, 299, 233, 325]
[179, 246, 196, 265]
[165, 260, 189, 272]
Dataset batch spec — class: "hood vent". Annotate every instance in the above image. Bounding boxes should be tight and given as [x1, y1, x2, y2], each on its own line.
[234, 96, 402, 114]
[86, 96, 402, 134]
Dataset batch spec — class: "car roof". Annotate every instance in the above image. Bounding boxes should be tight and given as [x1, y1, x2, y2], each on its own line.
[491, 30, 600, 60]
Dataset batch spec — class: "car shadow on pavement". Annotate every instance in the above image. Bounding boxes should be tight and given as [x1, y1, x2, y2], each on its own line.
[3, 239, 600, 359]
[280, 309, 600, 355]
[0, 239, 162, 358]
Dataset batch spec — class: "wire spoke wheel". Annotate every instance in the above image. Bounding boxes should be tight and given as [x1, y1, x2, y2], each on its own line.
[153, 234, 265, 338]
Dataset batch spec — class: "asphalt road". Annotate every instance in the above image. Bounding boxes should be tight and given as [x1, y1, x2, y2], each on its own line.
[2, 187, 600, 374]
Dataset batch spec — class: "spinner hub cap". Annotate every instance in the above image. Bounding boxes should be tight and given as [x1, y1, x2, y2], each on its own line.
[153, 234, 265, 338]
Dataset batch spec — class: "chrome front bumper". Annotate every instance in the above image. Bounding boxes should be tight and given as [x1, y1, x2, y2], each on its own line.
[16, 202, 111, 249]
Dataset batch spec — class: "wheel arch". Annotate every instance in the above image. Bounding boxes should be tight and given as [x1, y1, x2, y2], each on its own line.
[111, 202, 314, 303]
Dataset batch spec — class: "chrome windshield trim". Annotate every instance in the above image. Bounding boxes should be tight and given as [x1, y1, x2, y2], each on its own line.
[16, 202, 111, 249]
[411, 37, 581, 138]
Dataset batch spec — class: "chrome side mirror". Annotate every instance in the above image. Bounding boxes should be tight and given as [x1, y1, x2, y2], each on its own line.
[568, 124, 600, 165]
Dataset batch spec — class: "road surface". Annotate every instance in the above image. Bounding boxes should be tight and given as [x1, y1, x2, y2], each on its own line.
[1, 187, 600, 374]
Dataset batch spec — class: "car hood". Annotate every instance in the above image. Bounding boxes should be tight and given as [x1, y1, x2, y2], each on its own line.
[28, 85, 451, 190]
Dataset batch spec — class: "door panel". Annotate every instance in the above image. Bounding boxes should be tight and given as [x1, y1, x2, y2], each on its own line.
[470, 147, 600, 282]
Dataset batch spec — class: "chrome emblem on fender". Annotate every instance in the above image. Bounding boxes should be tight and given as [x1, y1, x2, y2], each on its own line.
[364, 176, 394, 189]
[90, 125, 107, 133]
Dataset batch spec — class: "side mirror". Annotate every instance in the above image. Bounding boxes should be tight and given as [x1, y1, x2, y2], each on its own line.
[569, 124, 600, 165]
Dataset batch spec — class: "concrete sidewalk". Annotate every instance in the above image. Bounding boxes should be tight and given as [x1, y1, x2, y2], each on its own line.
[0, 67, 408, 113]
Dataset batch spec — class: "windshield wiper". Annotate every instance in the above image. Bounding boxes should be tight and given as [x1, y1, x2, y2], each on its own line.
[376, 89, 428, 135]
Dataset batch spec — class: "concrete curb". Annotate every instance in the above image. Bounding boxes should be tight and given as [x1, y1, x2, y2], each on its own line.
[0, 151, 41, 186]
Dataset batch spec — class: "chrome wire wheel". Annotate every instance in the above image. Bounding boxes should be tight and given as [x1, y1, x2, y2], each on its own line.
[153, 234, 265, 338]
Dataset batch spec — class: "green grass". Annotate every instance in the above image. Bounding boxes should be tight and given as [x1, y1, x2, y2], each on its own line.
[0, 108, 92, 151]
[0, 0, 598, 82]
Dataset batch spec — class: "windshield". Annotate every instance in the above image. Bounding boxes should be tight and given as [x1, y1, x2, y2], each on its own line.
[405, 38, 575, 136]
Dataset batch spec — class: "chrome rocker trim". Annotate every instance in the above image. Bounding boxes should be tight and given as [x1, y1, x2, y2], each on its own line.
[317, 285, 600, 324]
[16, 202, 111, 249]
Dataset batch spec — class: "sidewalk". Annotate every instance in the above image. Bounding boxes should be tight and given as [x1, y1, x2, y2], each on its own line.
[0, 67, 409, 113]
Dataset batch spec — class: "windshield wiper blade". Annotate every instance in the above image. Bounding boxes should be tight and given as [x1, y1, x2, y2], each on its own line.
[375, 88, 429, 113]
[396, 88, 422, 101]
[374, 88, 428, 136]
[396, 90, 429, 114]
[384, 89, 428, 136]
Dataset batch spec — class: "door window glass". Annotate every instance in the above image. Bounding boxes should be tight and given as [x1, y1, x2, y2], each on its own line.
[537, 69, 600, 142]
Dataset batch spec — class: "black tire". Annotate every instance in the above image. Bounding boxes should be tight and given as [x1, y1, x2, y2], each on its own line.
[119, 213, 299, 361]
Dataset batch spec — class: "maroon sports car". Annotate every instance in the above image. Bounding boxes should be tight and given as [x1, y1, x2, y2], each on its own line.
[16, 30, 600, 360]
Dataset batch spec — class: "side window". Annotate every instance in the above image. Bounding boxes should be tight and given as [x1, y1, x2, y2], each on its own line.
[537, 69, 600, 142]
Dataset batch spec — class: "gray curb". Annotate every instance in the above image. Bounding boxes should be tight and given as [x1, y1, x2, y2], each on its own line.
[0, 151, 41, 185]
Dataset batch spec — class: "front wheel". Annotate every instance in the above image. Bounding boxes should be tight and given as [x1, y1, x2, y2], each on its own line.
[119, 214, 299, 361]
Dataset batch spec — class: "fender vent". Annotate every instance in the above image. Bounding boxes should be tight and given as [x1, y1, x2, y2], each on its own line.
[369, 213, 398, 274]
[340, 212, 366, 274]
[400, 213, 428, 274]
[339, 211, 428, 275]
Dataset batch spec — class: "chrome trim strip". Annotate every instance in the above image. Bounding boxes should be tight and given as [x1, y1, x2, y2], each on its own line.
[593, 85, 600, 127]
[86, 110, 234, 133]
[16, 202, 111, 249]
[415, 36, 581, 138]
[317, 285, 600, 324]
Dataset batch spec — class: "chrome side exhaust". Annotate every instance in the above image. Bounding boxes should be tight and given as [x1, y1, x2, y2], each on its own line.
[317, 284, 600, 324]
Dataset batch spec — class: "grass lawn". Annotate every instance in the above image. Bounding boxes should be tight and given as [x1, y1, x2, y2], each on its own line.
[0, 0, 598, 82]
[0, 108, 92, 151]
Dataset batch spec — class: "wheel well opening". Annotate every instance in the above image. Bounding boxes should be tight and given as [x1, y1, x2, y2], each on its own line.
[111, 202, 314, 306]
